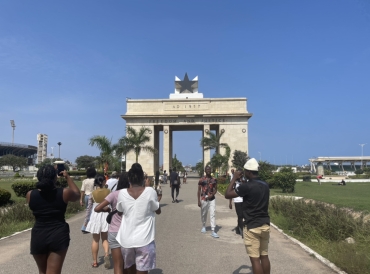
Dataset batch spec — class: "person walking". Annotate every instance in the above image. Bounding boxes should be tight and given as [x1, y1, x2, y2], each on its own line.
[26, 165, 80, 274]
[155, 170, 160, 188]
[80, 167, 96, 233]
[197, 166, 219, 238]
[163, 170, 167, 184]
[85, 175, 111, 268]
[225, 158, 271, 274]
[95, 172, 130, 274]
[170, 167, 180, 203]
[106, 171, 119, 191]
[183, 171, 187, 184]
[228, 168, 244, 237]
[116, 163, 161, 274]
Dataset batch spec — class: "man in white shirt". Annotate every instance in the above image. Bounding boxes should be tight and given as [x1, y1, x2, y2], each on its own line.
[106, 171, 119, 191]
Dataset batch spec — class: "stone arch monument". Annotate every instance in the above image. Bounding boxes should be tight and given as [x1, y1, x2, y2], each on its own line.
[121, 74, 253, 176]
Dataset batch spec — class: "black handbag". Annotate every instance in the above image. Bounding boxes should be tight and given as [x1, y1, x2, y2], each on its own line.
[106, 209, 118, 224]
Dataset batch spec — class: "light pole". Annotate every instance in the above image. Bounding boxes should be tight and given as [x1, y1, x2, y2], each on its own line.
[10, 120, 15, 145]
[359, 144, 366, 169]
[258, 152, 261, 161]
[57, 142, 62, 158]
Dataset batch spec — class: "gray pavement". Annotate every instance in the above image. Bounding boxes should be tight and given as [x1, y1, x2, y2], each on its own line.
[0, 178, 336, 274]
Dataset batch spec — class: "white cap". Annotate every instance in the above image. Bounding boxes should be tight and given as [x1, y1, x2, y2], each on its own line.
[244, 158, 259, 171]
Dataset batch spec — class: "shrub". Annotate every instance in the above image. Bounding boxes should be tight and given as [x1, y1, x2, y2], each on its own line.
[56, 177, 68, 188]
[13, 172, 21, 178]
[11, 181, 37, 197]
[68, 170, 89, 176]
[216, 176, 229, 184]
[0, 188, 11, 205]
[355, 169, 364, 175]
[302, 175, 311, 182]
[273, 167, 297, 193]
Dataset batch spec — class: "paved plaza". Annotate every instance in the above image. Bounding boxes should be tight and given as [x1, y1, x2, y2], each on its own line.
[0, 178, 336, 274]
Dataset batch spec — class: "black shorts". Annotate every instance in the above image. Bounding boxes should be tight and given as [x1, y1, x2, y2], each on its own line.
[30, 222, 70, 255]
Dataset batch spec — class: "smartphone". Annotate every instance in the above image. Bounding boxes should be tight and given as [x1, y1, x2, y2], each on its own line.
[57, 164, 65, 176]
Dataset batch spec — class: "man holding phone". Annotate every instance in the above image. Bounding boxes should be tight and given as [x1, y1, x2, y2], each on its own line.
[225, 158, 271, 274]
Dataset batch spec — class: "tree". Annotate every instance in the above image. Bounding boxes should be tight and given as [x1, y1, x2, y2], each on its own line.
[258, 161, 275, 188]
[201, 130, 230, 175]
[172, 154, 184, 172]
[117, 126, 157, 163]
[36, 157, 69, 170]
[232, 150, 249, 170]
[195, 159, 204, 177]
[89, 135, 116, 172]
[75, 155, 96, 169]
[0, 155, 28, 171]
[274, 167, 297, 193]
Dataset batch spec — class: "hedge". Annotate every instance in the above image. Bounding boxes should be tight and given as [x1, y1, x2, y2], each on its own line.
[11, 177, 69, 198]
[0, 188, 11, 205]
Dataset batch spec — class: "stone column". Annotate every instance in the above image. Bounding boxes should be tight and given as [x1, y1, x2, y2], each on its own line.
[163, 125, 170, 175]
[203, 124, 211, 170]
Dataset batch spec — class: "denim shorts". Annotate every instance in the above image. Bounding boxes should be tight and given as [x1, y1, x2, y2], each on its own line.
[121, 241, 156, 271]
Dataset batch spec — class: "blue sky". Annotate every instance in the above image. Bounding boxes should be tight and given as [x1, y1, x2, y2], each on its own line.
[0, 0, 369, 166]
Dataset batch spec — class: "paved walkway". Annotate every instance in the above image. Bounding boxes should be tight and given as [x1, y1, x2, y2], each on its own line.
[0, 178, 336, 274]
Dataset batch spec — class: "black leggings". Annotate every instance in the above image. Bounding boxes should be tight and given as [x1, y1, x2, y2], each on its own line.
[235, 202, 244, 231]
[171, 185, 179, 200]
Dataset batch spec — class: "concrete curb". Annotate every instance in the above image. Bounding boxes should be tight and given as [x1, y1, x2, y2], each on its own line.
[218, 191, 347, 274]
[0, 228, 32, 241]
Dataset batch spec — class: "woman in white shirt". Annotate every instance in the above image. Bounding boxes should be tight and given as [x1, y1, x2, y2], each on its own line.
[116, 163, 161, 274]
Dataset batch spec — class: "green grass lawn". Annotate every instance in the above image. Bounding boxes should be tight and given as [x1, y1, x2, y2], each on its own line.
[270, 181, 370, 212]
[0, 179, 83, 204]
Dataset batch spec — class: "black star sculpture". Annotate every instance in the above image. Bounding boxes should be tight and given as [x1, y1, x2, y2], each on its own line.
[175, 73, 197, 93]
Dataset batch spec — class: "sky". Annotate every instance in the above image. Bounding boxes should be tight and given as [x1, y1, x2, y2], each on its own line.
[0, 0, 369, 167]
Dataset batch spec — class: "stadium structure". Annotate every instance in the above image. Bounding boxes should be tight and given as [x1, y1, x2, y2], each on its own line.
[309, 156, 370, 175]
[0, 142, 38, 165]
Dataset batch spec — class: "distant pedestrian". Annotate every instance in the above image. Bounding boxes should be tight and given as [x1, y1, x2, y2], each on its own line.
[95, 172, 130, 274]
[106, 171, 119, 191]
[170, 167, 180, 203]
[183, 171, 187, 184]
[317, 174, 323, 185]
[116, 163, 161, 274]
[198, 166, 219, 238]
[85, 175, 111, 268]
[163, 170, 168, 184]
[80, 167, 97, 233]
[155, 170, 160, 188]
[26, 165, 80, 274]
[225, 158, 271, 274]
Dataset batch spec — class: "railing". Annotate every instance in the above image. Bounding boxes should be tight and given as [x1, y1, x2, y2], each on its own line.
[0, 142, 37, 149]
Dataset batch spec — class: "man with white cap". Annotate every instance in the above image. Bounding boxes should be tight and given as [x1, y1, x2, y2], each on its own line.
[106, 171, 119, 191]
[225, 158, 271, 274]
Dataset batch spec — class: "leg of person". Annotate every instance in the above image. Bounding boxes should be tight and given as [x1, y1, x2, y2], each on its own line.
[92, 233, 100, 267]
[244, 226, 267, 274]
[32, 254, 48, 274]
[259, 225, 271, 274]
[101, 231, 110, 269]
[235, 202, 244, 236]
[111, 247, 125, 274]
[171, 185, 175, 202]
[81, 195, 91, 232]
[122, 247, 137, 274]
[209, 199, 219, 238]
[45, 249, 68, 274]
[135, 241, 156, 274]
[200, 200, 210, 233]
[175, 185, 179, 202]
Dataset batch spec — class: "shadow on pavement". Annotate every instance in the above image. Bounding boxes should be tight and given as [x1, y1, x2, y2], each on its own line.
[150, 268, 163, 273]
[206, 225, 222, 233]
[232, 265, 252, 274]
[159, 203, 168, 207]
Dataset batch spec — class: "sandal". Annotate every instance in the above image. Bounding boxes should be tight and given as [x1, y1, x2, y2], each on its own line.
[92, 262, 98, 268]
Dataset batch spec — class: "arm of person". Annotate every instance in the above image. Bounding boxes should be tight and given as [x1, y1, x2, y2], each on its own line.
[80, 190, 85, 206]
[225, 171, 242, 199]
[94, 199, 111, 213]
[26, 190, 32, 204]
[229, 199, 232, 209]
[62, 171, 81, 202]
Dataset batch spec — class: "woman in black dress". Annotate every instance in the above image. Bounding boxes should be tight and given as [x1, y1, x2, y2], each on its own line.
[26, 164, 80, 274]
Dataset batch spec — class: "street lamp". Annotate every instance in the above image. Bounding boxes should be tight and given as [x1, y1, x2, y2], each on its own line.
[57, 142, 62, 158]
[359, 144, 366, 169]
[10, 120, 15, 145]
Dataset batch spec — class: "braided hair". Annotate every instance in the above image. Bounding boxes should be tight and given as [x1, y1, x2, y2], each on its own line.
[36, 164, 57, 191]
[117, 171, 130, 190]
[128, 163, 144, 186]
[94, 174, 106, 188]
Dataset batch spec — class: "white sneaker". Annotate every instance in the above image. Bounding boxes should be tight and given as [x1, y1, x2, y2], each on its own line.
[201, 227, 206, 233]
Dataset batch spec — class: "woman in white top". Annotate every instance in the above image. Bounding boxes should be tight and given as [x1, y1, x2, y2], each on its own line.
[116, 163, 161, 274]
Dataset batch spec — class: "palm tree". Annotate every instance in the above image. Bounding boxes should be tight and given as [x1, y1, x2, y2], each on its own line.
[116, 126, 157, 163]
[89, 135, 116, 173]
[200, 130, 228, 153]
